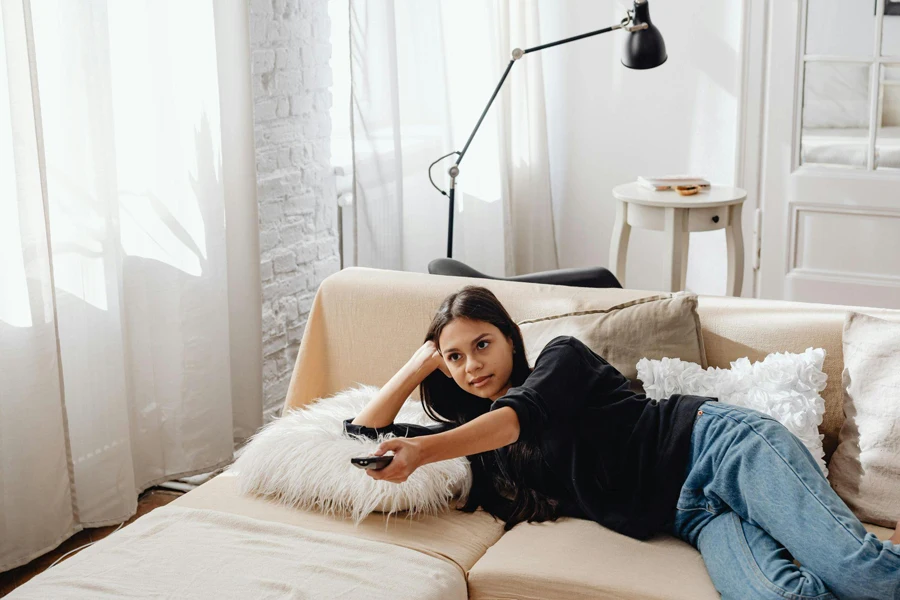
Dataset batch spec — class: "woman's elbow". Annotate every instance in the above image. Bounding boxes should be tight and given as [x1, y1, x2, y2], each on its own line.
[503, 407, 521, 445]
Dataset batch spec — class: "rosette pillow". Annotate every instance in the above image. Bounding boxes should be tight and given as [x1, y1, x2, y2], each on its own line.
[636, 348, 829, 475]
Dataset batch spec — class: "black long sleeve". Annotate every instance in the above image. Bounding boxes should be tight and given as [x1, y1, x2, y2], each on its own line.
[492, 335, 712, 540]
[489, 336, 628, 444]
[342, 417, 456, 440]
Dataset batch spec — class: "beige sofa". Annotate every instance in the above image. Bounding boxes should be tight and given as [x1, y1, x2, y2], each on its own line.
[186, 266, 898, 599]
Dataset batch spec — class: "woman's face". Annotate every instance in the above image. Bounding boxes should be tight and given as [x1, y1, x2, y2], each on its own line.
[437, 318, 515, 401]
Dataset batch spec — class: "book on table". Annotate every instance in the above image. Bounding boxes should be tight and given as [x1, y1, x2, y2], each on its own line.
[637, 175, 711, 191]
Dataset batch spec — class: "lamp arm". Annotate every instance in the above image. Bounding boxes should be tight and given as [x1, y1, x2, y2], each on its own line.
[521, 20, 626, 56]
[454, 16, 635, 168]
[433, 12, 639, 259]
[457, 59, 515, 165]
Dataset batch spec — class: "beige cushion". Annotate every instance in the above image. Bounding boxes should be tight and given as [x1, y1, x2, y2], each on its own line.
[829, 312, 900, 528]
[517, 291, 707, 393]
[466, 517, 895, 600]
[173, 473, 505, 574]
[467, 518, 719, 600]
[863, 521, 897, 540]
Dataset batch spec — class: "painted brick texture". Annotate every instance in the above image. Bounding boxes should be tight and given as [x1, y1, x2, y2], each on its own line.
[249, 0, 338, 423]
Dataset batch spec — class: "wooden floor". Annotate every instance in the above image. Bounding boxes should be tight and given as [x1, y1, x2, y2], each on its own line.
[0, 487, 185, 597]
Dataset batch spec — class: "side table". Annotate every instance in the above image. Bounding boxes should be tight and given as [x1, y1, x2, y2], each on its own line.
[609, 183, 748, 295]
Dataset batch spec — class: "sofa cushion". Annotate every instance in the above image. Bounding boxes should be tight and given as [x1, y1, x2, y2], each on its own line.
[517, 291, 707, 394]
[173, 472, 506, 574]
[466, 517, 719, 600]
[829, 312, 900, 528]
[465, 517, 893, 600]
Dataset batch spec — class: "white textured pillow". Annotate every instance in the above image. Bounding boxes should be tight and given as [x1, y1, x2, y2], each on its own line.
[636, 348, 829, 475]
[228, 385, 472, 524]
[829, 312, 900, 529]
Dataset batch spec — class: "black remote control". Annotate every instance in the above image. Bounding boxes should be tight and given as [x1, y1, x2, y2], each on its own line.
[350, 455, 394, 470]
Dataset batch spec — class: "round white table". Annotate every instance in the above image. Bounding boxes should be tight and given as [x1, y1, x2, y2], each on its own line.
[609, 183, 748, 296]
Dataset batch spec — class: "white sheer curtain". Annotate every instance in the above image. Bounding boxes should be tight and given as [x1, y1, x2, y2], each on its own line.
[335, 0, 558, 275]
[1, 0, 237, 571]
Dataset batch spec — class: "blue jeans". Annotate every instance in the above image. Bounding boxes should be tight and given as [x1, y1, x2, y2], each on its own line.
[667, 401, 900, 600]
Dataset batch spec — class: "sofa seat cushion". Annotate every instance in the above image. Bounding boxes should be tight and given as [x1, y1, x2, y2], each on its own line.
[172, 473, 505, 574]
[466, 517, 894, 600]
[466, 517, 718, 600]
[862, 521, 894, 539]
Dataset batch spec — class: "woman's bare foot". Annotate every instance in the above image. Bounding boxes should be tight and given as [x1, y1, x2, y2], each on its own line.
[890, 520, 900, 545]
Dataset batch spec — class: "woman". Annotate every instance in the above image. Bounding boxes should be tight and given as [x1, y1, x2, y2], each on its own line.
[345, 285, 900, 600]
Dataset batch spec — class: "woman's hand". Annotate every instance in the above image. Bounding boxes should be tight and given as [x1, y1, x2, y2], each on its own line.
[412, 340, 452, 378]
[365, 437, 427, 484]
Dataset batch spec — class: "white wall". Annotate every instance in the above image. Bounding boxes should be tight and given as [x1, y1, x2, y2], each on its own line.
[537, 0, 747, 296]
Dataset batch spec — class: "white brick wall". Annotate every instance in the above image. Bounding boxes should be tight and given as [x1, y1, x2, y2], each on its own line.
[249, 0, 338, 423]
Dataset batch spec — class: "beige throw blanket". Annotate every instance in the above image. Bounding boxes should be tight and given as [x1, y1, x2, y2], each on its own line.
[9, 505, 466, 599]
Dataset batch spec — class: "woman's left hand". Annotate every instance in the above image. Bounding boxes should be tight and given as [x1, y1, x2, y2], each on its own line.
[365, 438, 426, 484]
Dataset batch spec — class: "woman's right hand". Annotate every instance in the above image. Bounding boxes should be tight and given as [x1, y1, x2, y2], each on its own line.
[413, 340, 452, 378]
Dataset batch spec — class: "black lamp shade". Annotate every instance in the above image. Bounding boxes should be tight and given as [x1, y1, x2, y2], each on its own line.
[621, 1, 667, 70]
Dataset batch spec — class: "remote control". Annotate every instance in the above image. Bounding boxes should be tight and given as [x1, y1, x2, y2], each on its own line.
[350, 455, 394, 470]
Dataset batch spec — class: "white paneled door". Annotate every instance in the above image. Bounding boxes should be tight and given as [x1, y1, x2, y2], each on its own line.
[757, 0, 900, 308]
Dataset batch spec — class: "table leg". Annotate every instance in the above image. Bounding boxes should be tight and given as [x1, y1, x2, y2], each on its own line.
[679, 235, 690, 291]
[609, 200, 631, 287]
[664, 207, 687, 292]
[726, 204, 744, 297]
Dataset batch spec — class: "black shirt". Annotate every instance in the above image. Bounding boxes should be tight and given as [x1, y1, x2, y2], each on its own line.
[343, 335, 713, 540]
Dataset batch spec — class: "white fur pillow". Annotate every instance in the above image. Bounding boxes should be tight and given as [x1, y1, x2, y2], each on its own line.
[636, 348, 829, 475]
[227, 385, 472, 524]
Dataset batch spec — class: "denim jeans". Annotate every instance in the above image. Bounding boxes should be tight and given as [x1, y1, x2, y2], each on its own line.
[666, 401, 900, 600]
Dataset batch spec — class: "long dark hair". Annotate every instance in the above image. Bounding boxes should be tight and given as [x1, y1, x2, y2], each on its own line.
[418, 285, 561, 531]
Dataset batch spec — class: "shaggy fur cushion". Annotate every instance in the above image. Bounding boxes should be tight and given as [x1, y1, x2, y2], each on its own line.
[227, 385, 472, 524]
[636, 348, 829, 475]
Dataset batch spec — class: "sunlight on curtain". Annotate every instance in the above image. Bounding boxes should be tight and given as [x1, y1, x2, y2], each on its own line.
[107, 0, 221, 276]
[0, 25, 32, 327]
[0, 0, 235, 572]
[333, 0, 558, 276]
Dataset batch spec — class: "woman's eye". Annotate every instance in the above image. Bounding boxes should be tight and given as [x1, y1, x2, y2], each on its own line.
[477, 340, 489, 350]
[449, 353, 460, 362]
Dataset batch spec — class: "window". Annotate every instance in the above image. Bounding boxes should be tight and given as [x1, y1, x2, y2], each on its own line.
[799, 0, 900, 170]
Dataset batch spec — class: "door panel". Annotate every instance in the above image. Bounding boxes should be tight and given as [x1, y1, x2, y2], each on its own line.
[758, 0, 900, 309]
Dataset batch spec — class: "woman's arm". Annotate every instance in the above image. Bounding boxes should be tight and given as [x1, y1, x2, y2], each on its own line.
[420, 406, 520, 464]
[367, 407, 519, 483]
[488, 336, 630, 444]
[350, 341, 447, 429]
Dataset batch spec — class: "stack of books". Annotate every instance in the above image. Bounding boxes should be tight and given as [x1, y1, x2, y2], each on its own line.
[637, 175, 711, 191]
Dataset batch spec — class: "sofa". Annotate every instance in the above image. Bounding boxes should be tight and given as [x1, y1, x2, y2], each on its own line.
[10, 266, 899, 599]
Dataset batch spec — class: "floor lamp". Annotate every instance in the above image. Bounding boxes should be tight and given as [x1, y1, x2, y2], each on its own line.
[428, 0, 667, 259]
